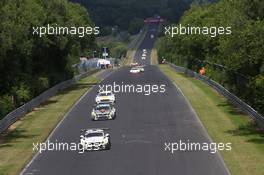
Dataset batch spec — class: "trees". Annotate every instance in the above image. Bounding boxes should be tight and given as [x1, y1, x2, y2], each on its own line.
[70, 0, 197, 34]
[157, 0, 264, 114]
[128, 18, 144, 35]
[0, 0, 97, 119]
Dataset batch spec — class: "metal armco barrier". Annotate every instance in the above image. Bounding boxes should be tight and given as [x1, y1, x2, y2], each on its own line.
[0, 69, 99, 133]
[166, 62, 264, 129]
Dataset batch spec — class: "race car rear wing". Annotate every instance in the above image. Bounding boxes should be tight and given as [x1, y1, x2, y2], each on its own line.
[81, 128, 110, 132]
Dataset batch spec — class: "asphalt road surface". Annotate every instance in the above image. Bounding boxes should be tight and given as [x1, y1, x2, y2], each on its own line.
[22, 23, 230, 175]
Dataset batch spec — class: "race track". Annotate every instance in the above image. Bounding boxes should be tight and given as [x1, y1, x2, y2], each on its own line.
[22, 23, 230, 175]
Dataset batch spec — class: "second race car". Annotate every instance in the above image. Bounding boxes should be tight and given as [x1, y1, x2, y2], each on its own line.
[91, 103, 116, 120]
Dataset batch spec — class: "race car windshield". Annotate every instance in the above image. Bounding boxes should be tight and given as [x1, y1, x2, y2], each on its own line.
[86, 132, 103, 137]
[99, 92, 111, 96]
[96, 105, 110, 110]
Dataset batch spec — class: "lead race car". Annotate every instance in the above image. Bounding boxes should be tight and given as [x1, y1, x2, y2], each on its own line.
[79, 129, 111, 151]
[130, 65, 145, 73]
[95, 90, 116, 104]
[91, 103, 116, 120]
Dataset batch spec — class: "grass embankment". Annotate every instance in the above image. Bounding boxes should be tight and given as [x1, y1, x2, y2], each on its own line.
[160, 64, 264, 175]
[96, 35, 120, 45]
[0, 74, 100, 175]
[150, 49, 158, 65]
[124, 27, 148, 65]
[124, 50, 136, 65]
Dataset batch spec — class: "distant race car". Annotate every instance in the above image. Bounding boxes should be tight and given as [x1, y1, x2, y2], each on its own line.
[130, 62, 138, 67]
[91, 103, 116, 120]
[130, 66, 144, 73]
[142, 53, 147, 57]
[141, 56, 146, 60]
[143, 49, 147, 53]
[136, 66, 145, 72]
[79, 129, 111, 151]
[130, 67, 141, 73]
[95, 91, 115, 104]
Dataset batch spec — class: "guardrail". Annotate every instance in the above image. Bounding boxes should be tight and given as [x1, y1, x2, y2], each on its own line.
[166, 62, 264, 129]
[0, 69, 99, 133]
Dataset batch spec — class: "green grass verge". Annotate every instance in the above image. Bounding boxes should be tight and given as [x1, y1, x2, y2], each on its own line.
[151, 49, 158, 65]
[0, 74, 100, 175]
[123, 27, 148, 66]
[159, 64, 264, 175]
[123, 49, 136, 66]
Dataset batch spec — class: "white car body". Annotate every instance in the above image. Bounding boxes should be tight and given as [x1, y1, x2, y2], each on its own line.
[91, 103, 116, 120]
[142, 56, 146, 60]
[80, 129, 111, 151]
[143, 49, 147, 53]
[130, 62, 138, 66]
[130, 66, 144, 73]
[95, 91, 115, 104]
[136, 66, 144, 72]
[130, 67, 141, 73]
[142, 53, 147, 57]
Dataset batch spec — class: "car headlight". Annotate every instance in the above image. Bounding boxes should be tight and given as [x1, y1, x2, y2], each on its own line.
[91, 110, 96, 116]
[80, 139, 85, 144]
[102, 138, 108, 144]
[110, 109, 115, 115]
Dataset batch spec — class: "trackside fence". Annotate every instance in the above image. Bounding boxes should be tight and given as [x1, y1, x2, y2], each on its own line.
[166, 62, 264, 129]
[0, 69, 99, 133]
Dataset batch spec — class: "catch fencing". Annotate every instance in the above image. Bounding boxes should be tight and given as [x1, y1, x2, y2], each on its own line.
[166, 62, 264, 129]
[0, 69, 99, 133]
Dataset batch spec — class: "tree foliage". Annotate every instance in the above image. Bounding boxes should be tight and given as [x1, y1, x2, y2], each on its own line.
[157, 0, 264, 114]
[70, 0, 213, 34]
[0, 0, 97, 118]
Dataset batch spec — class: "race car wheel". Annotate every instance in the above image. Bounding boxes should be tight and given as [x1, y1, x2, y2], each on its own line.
[79, 144, 84, 151]
[105, 140, 111, 150]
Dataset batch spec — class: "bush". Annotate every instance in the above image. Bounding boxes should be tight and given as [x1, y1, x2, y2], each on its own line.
[157, 0, 264, 114]
[12, 83, 32, 107]
[0, 95, 14, 119]
[0, 0, 97, 116]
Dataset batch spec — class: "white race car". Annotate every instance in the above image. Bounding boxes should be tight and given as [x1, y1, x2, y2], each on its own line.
[130, 66, 144, 73]
[143, 49, 147, 53]
[130, 62, 138, 67]
[91, 103, 116, 120]
[80, 129, 111, 151]
[142, 56, 146, 60]
[130, 67, 141, 73]
[136, 66, 145, 72]
[142, 53, 147, 57]
[95, 91, 115, 104]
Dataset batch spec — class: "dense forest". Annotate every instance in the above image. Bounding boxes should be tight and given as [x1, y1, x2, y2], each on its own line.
[157, 0, 264, 114]
[70, 0, 200, 35]
[0, 0, 97, 119]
